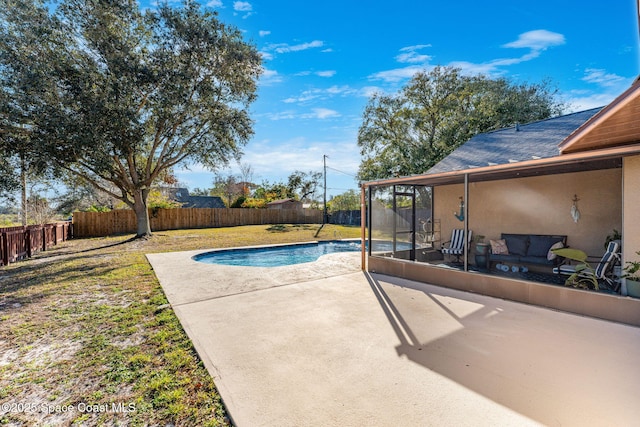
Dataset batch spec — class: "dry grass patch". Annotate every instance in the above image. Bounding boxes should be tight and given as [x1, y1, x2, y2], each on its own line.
[0, 224, 360, 426]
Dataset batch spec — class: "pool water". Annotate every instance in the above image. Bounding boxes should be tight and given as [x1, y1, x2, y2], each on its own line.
[193, 241, 362, 267]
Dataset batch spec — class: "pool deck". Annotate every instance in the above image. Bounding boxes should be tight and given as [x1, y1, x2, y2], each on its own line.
[147, 247, 640, 427]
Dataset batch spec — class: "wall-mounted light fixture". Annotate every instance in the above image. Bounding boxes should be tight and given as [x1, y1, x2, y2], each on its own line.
[570, 194, 580, 223]
[454, 196, 464, 222]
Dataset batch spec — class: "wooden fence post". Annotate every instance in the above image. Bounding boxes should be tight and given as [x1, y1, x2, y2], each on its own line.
[1, 231, 7, 266]
[26, 227, 32, 258]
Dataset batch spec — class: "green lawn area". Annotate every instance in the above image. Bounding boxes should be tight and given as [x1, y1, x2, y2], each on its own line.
[0, 224, 361, 426]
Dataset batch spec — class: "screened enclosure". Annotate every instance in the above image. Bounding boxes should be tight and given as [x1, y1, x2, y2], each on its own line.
[368, 185, 440, 262]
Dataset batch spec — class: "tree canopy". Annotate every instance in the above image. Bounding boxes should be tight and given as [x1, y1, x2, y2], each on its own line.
[328, 189, 360, 212]
[0, 0, 262, 236]
[239, 170, 322, 208]
[357, 66, 565, 181]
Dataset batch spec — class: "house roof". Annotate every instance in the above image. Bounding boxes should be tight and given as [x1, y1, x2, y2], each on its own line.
[559, 78, 640, 154]
[163, 187, 225, 208]
[428, 108, 603, 174]
[267, 198, 300, 205]
[181, 195, 225, 209]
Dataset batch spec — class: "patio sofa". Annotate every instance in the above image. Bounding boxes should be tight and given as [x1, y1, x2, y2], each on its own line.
[489, 233, 567, 268]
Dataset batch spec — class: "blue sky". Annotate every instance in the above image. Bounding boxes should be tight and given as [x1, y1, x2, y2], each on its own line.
[166, 0, 639, 198]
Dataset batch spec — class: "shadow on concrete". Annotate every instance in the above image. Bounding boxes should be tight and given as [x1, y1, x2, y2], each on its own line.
[364, 271, 640, 426]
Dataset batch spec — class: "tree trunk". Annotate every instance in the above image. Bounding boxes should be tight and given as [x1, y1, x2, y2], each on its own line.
[20, 153, 27, 226]
[133, 190, 152, 238]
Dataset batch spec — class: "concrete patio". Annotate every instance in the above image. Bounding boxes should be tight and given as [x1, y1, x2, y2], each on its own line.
[147, 249, 640, 426]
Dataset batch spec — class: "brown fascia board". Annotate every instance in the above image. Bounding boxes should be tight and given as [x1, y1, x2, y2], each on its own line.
[559, 78, 640, 154]
[362, 143, 640, 188]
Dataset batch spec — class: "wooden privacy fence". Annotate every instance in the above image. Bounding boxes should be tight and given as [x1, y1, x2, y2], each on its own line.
[73, 208, 324, 237]
[1, 222, 73, 266]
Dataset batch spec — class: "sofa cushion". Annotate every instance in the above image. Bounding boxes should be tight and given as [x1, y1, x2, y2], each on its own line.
[490, 239, 509, 255]
[502, 234, 528, 256]
[528, 235, 563, 258]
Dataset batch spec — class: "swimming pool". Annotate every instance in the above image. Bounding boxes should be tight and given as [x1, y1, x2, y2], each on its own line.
[193, 240, 362, 267]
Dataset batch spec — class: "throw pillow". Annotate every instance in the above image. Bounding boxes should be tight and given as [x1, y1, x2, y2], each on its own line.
[547, 241, 564, 260]
[490, 239, 509, 255]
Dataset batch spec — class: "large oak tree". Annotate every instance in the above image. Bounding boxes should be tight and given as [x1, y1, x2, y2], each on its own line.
[357, 66, 564, 181]
[0, 0, 262, 236]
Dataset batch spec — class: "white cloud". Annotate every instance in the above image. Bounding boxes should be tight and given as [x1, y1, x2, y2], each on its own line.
[233, 1, 252, 11]
[502, 29, 565, 51]
[283, 93, 316, 103]
[259, 30, 271, 37]
[259, 68, 283, 85]
[268, 40, 324, 54]
[265, 108, 340, 120]
[264, 110, 298, 120]
[447, 60, 504, 75]
[260, 51, 274, 61]
[316, 70, 336, 77]
[563, 69, 634, 111]
[582, 68, 626, 87]
[400, 44, 431, 52]
[233, 1, 253, 18]
[370, 29, 566, 83]
[206, 0, 223, 7]
[325, 85, 353, 95]
[360, 86, 385, 97]
[369, 65, 430, 82]
[293, 70, 335, 78]
[395, 44, 432, 64]
[299, 108, 339, 119]
[282, 86, 358, 104]
[564, 91, 617, 112]
[450, 30, 566, 76]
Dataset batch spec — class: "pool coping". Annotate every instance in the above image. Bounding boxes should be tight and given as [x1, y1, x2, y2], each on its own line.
[146, 242, 362, 306]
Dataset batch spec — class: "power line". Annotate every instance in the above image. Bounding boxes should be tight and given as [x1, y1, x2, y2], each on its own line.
[326, 166, 357, 177]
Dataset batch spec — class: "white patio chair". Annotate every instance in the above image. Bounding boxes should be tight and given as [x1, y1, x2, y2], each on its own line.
[441, 229, 472, 263]
[554, 241, 621, 292]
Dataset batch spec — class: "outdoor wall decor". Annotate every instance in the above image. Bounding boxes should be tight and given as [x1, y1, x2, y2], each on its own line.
[571, 194, 581, 223]
[454, 196, 465, 222]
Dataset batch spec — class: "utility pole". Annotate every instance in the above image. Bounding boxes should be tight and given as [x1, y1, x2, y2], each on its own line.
[323, 155, 328, 225]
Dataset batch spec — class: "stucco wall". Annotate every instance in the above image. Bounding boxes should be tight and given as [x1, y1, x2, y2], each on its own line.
[434, 168, 622, 257]
[623, 155, 640, 273]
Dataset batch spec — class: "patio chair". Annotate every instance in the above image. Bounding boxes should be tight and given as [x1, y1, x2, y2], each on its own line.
[441, 229, 472, 263]
[553, 241, 621, 292]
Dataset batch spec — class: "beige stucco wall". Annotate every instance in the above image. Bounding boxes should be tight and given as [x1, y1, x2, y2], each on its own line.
[434, 168, 623, 257]
[623, 155, 640, 276]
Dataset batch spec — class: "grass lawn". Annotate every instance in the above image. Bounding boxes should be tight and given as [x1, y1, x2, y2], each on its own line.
[0, 224, 361, 426]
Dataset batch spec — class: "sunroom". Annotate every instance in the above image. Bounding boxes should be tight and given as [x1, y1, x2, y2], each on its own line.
[360, 80, 640, 327]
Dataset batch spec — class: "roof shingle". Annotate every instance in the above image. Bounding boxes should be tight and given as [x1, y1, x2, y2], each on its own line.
[428, 108, 603, 174]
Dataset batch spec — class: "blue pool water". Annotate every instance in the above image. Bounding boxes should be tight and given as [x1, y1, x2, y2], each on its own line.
[193, 241, 363, 267]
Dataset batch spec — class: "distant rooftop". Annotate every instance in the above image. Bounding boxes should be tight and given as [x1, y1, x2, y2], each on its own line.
[428, 108, 604, 174]
[162, 187, 225, 209]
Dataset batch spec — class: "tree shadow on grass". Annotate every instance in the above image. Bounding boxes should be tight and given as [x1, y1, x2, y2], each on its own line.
[0, 236, 140, 310]
[267, 224, 315, 233]
[29, 235, 139, 260]
[0, 257, 121, 313]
